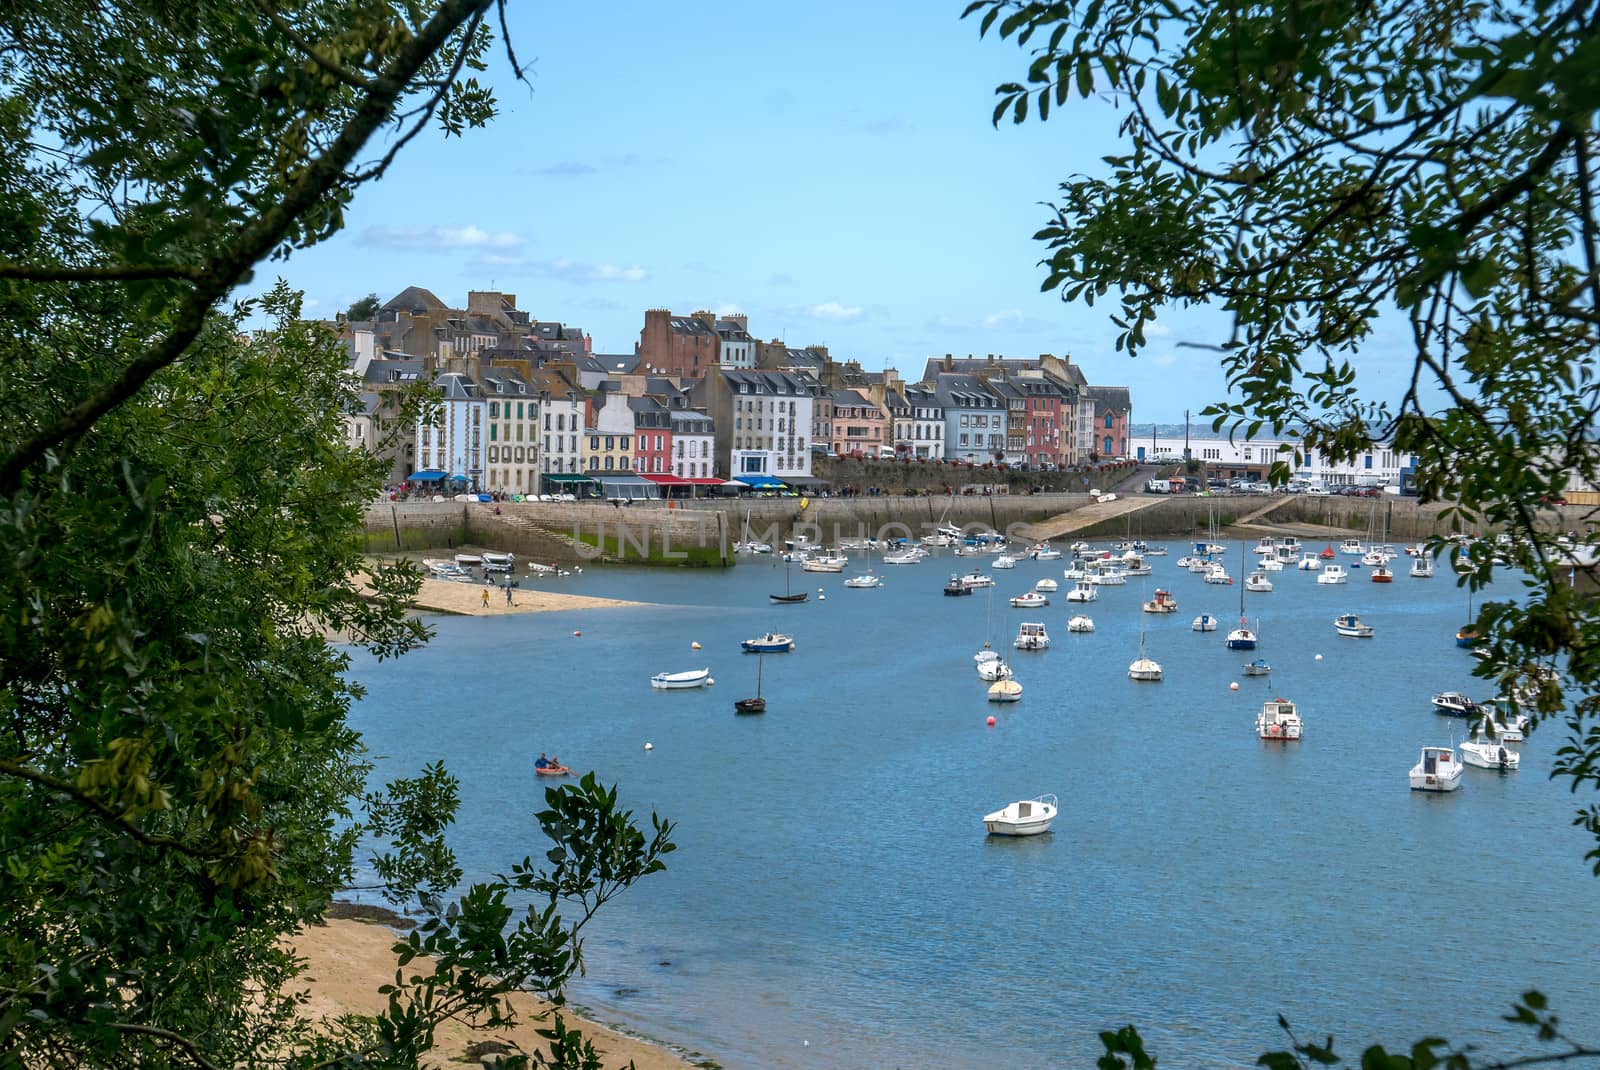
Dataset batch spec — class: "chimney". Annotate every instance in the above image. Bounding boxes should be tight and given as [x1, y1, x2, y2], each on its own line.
[987, 354, 996, 364]
[693, 309, 715, 329]
[943, 353, 953, 371]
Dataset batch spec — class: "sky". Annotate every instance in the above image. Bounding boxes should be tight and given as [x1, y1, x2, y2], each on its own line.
[272, 1, 1412, 423]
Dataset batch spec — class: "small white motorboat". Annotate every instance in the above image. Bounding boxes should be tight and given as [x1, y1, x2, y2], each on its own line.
[1410, 746, 1463, 791]
[482, 550, 515, 571]
[1035, 578, 1059, 593]
[1121, 553, 1152, 577]
[1067, 614, 1095, 633]
[1460, 733, 1519, 771]
[1340, 538, 1365, 556]
[1204, 564, 1233, 585]
[1297, 554, 1321, 571]
[1260, 557, 1285, 572]
[843, 572, 882, 589]
[1065, 580, 1097, 603]
[1014, 622, 1050, 650]
[1410, 555, 1434, 578]
[983, 793, 1057, 836]
[1010, 592, 1048, 609]
[1242, 657, 1271, 677]
[993, 554, 1019, 569]
[1318, 564, 1348, 585]
[987, 678, 1024, 703]
[1244, 571, 1272, 592]
[1031, 543, 1064, 561]
[1334, 613, 1374, 638]
[802, 555, 846, 573]
[883, 549, 924, 565]
[1256, 697, 1303, 740]
[455, 552, 484, 569]
[977, 658, 1013, 682]
[650, 668, 713, 690]
[974, 643, 1000, 664]
[960, 570, 994, 589]
[1192, 613, 1218, 632]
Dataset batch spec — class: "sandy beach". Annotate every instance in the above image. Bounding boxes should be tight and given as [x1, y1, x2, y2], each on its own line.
[294, 917, 696, 1069]
[360, 566, 647, 617]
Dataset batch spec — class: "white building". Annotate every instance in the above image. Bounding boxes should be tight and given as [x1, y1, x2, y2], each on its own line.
[671, 410, 716, 480]
[694, 368, 817, 481]
[1143, 434, 1418, 487]
[532, 371, 583, 476]
[414, 372, 486, 490]
[715, 315, 757, 370]
[902, 384, 944, 459]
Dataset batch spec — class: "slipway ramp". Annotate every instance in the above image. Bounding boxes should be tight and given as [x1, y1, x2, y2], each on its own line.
[1016, 495, 1164, 542]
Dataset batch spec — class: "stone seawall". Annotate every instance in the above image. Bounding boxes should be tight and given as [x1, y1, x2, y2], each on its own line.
[364, 493, 1579, 565]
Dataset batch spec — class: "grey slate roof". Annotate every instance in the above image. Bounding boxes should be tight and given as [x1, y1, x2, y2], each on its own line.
[435, 372, 480, 399]
[1083, 385, 1132, 412]
[597, 353, 641, 374]
[929, 373, 1003, 409]
[720, 368, 821, 396]
[479, 367, 532, 395]
[362, 357, 425, 385]
[381, 286, 447, 315]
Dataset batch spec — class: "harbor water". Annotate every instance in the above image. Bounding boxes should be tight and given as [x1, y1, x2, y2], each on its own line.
[344, 542, 1600, 1068]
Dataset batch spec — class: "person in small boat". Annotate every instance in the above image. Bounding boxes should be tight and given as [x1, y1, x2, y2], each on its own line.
[535, 753, 549, 770]
[548, 755, 561, 769]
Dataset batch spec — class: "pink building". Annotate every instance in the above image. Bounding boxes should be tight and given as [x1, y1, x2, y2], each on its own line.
[828, 389, 887, 457]
[1085, 386, 1132, 460]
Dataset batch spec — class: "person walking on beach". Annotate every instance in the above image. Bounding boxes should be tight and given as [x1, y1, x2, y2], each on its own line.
[505, 583, 513, 606]
[481, 589, 489, 608]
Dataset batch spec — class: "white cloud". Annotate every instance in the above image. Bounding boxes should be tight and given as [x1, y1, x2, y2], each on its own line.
[360, 224, 525, 251]
[530, 258, 650, 284]
[982, 310, 1025, 329]
[713, 303, 744, 317]
[1144, 322, 1173, 337]
[807, 301, 862, 321]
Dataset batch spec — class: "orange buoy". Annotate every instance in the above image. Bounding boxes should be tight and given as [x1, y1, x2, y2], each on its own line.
[986, 715, 997, 727]
[573, 630, 581, 637]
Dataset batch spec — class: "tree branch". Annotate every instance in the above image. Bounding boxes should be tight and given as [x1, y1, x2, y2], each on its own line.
[109, 1023, 224, 1070]
[0, 757, 222, 861]
[0, 0, 497, 498]
[0, 262, 204, 282]
[255, 3, 377, 93]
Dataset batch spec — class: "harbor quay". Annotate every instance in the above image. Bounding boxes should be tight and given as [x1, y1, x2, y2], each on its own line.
[361, 493, 1570, 567]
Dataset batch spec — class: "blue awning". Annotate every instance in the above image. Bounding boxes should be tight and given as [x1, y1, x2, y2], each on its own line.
[734, 475, 788, 488]
[408, 469, 446, 481]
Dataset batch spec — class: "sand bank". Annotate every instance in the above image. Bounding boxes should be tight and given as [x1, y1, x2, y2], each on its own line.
[294, 917, 696, 1070]
[358, 569, 646, 617]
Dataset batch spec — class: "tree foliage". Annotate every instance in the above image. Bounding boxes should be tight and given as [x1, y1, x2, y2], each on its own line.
[349, 292, 383, 320]
[0, 3, 675, 1068]
[970, 0, 1600, 1062]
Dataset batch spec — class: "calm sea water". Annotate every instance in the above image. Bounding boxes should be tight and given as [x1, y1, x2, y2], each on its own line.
[344, 543, 1600, 1069]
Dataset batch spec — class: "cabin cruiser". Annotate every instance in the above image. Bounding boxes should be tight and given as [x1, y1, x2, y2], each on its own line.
[1244, 571, 1273, 592]
[1065, 580, 1098, 603]
[1298, 554, 1322, 571]
[1409, 746, 1463, 791]
[1334, 613, 1374, 638]
[1010, 591, 1048, 609]
[1460, 732, 1519, 771]
[1143, 588, 1178, 614]
[1014, 622, 1050, 651]
[1317, 564, 1348, 585]
[1256, 697, 1303, 740]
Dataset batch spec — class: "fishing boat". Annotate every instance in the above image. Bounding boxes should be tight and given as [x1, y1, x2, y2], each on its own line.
[1203, 563, 1233, 584]
[1244, 570, 1273, 592]
[1143, 588, 1178, 614]
[1334, 613, 1375, 638]
[1192, 613, 1218, 632]
[1410, 554, 1434, 578]
[1121, 552, 1152, 577]
[1259, 556, 1285, 572]
[1065, 579, 1097, 603]
[1035, 578, 1059, 593]
[987, 678, 1024, 703]
[1340, 538, 1364, 556]
[1031, 543, 1064, 561]
[735, 653, 767, 714]
[944, 574, 973, 597]
[1255, 697, 1303, 740]
[1409, 746, 1463, 792]
[741, 632, 795, 653]
[1010, 591, 1048, 609]
[1371, 561, 1394, 583]
[982, 794, 1056, 836]
[1067, 614, 1095, 633]
[1242, 657, 1272, 677]
[1014, 622, 1050, 651]
[883, 548, 925, 565]
[802, 553, 846, 573]
[1317, 564, 1348, 585]
[993, 554, 1019, 569]
[650, 668, 713, 690]
[960, 570, 995, 589]
[1297, 553, 1322, 571]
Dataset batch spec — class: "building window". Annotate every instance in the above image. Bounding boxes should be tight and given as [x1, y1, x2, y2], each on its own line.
[1104, 413, 1114, 428]
[490, 424, 497, 441]
[489, 402, 499, 418]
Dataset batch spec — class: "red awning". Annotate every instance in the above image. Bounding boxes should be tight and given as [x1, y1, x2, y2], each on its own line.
[685, 477, 728, 485]
[642, 474, 690, 485]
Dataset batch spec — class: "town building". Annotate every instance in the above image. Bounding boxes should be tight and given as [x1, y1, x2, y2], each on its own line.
[930, 373, 1006, 463]
[637, 308, 721, 378]
[691, 368, 818, 483]
[1017, 377, 1068, 469]
[479, 365, 541, 494]
[670, 410, 716, 480]
[828, 389, 888, 458]
[883, 386, 911, 456]
[902, 384, 944, 459]
[715, 315, 757, 370]
[629, 395, 673, 476]
[530, 365, 583, 477]
[413, 371, 485, 490]
[1083, 386, 1133, 460]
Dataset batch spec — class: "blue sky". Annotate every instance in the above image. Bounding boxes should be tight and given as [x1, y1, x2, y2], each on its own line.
[274, 1, 1410, 422]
